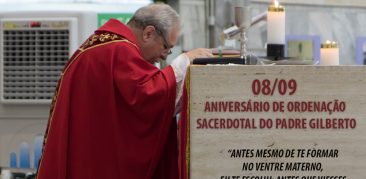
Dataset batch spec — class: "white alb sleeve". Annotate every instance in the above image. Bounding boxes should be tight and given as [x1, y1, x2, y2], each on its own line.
[170, 53, 190, 114]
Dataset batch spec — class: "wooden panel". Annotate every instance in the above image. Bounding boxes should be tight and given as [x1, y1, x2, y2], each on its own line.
[189, 65, 366, 179]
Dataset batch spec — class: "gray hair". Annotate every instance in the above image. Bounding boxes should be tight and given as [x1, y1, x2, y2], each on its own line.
[128, 3, 181, 40]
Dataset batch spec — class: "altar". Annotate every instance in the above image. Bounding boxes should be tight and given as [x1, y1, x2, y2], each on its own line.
[180, 65, 366, 179]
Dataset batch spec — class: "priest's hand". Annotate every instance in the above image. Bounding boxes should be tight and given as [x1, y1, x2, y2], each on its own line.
[184, 48, 213, 64]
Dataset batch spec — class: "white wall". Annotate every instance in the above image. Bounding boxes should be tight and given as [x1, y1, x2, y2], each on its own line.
[252, 0, 366, 7]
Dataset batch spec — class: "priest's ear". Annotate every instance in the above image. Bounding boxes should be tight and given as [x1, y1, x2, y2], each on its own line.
[142, 25, 157, 42]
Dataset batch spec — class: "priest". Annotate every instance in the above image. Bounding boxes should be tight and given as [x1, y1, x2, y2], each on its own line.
[37, 3, 212, 179]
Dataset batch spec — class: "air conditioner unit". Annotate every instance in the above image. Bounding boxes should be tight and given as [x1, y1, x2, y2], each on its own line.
[0, 17, 78, 104]
[0, 9, 97, 119]
[0, 8, 101, 105]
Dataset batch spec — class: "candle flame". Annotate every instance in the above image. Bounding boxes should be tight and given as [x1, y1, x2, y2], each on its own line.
[274, 0, 279, 7]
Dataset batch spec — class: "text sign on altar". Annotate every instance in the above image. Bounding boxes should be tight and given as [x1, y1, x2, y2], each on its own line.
[189, 66, 366, 179]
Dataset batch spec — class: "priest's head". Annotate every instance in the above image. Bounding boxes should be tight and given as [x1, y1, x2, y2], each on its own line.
[127, 3, 181, 64]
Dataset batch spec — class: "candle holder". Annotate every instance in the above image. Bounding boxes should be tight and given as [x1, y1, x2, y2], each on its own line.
[268, 3, 285, 12]
[267, 44, 284, 60]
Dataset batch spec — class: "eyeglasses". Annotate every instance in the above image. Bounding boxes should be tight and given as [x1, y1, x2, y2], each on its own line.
[154, 27, 173, 55]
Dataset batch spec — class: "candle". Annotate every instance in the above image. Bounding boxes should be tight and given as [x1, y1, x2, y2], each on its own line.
[320, 41, 339, 65]
[267, 0, 285, 44]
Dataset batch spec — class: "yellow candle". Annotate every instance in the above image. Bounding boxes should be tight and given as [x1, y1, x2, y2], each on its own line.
[320, 41, 339, 65]
[267, 0, 285, 44]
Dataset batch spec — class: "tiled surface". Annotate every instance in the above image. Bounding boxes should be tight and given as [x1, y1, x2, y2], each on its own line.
[252, 0, 366, 7]
[243, 3, 366, 64]
[180, 0, 207, 50]
[180, 0, 366, 64]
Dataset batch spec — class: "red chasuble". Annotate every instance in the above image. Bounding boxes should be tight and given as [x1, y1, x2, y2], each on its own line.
[37, 19, 178, 179]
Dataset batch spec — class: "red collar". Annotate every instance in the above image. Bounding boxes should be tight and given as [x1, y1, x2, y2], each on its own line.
[96, 18, 139, 47]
